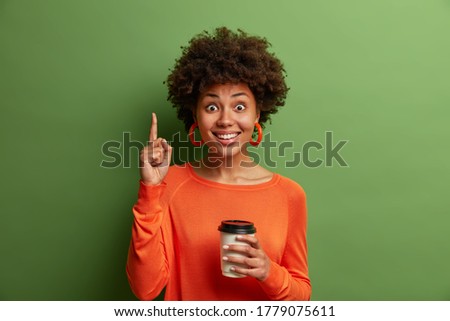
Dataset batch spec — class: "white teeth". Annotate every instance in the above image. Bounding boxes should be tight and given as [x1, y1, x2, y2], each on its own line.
[216, 133, 238, 140]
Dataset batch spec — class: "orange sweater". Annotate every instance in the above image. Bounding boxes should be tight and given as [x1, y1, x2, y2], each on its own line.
[126, 164, 311, 300]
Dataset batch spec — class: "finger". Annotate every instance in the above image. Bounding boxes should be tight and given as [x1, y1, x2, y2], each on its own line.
[142, 148, 157, 166]
[161, 139, 172, 164]
[224, 244, 257, 257]
[149, 112, 158, 142]
[150, 147, 165, 166]
[229, 265, 249, 276]
[145, 138, 164, 166]
[223, 255, 262, 268]
[161, 139, 169, 152]
[230, 266, 267, 281]
[229, 265, 258, 279]
[236, 235, 261, 249]
[168, 145, 173, 164]
[230, 263, 269, 281]
[150, 152, 163, 166]
[152, 137, 163, 148]
[140, 147, 150, 166]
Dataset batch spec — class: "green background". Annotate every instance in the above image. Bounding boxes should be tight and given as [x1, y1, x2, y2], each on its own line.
[1, 0, 449, 300]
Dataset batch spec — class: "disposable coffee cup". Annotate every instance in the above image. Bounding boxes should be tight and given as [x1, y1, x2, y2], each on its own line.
[218, 220, 256, 278]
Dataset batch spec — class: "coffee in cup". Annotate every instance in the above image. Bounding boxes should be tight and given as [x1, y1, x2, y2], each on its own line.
[218, 220, 256, 278]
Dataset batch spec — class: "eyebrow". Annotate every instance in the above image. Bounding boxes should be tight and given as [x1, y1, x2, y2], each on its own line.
[204, 92, 248, 98]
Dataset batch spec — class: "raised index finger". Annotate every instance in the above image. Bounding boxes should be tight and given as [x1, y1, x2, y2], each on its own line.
[149, 112, 158, 142]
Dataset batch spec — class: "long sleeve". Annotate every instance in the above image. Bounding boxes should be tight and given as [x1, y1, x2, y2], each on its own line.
[258, 183, 311, 300]
[126, 180, 170, 300]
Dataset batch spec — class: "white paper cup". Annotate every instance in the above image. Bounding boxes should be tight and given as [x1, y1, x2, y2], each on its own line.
[218, 220, 256, 278]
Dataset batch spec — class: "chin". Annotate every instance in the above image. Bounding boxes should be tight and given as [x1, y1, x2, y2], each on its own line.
[206, 142, 243, 158]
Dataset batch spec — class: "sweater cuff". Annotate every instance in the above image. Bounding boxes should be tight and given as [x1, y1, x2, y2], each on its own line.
[134, 180, 167, 214]
[258, 261, 287, 298]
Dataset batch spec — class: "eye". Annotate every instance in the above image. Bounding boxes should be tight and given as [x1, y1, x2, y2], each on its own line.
[206, 104, 218, 112]
[235, 104, 246, 111]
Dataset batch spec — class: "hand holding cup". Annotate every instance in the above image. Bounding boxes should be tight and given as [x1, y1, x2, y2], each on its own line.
[219, 220, 270, 280]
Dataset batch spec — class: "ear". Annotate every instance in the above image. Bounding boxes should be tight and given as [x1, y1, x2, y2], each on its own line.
[256, 110, 260, 123]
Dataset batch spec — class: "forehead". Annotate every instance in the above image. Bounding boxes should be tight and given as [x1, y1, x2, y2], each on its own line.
[199, 83, 254, 99]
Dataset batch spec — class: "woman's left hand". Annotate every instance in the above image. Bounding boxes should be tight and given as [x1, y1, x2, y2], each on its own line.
[223, 235, 271, 281]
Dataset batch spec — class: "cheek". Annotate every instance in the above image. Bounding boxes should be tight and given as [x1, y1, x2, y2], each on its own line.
[240, 116, 257, 131]
[196, 116, 214, 133]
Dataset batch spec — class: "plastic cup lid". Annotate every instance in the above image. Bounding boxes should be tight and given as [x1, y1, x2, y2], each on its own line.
[218, 220, 256, 234]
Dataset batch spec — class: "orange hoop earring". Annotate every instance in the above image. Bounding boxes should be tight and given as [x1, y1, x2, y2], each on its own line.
[188, 123, 203, 147]
[249, 123, 263, 146]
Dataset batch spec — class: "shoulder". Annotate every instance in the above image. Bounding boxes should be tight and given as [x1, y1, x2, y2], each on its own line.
[164, 163, 191, 185]
[275, 173, 307, 201]
[275, 174, 308, 222]
[159, 163, 193, 202]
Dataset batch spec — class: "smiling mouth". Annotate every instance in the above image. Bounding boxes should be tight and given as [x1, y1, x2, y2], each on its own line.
[213, 132, 240, 140]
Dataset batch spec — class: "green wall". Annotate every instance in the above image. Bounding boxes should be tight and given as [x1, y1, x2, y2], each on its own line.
[1, 0, 449, 300]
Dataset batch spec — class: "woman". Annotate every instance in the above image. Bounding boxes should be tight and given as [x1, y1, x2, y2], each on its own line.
[126, 27, 311, 300]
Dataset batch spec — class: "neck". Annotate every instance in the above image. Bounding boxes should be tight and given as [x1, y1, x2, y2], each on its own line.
[199, 146, 257, 180]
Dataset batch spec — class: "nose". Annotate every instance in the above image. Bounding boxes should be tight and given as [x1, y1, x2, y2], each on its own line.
[216, 108, 234, 127]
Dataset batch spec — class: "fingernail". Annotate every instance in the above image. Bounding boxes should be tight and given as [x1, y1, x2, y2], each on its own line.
[223, 245, 229, 250]
[222, 256, 228, 261]
[236, 235, 243, 240]
[230, 266, 236, 271]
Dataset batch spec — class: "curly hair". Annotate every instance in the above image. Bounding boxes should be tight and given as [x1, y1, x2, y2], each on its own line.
[166, 27, 289, 131]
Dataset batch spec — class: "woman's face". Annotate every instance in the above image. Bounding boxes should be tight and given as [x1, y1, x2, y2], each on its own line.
[195, 83, 259, 158]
